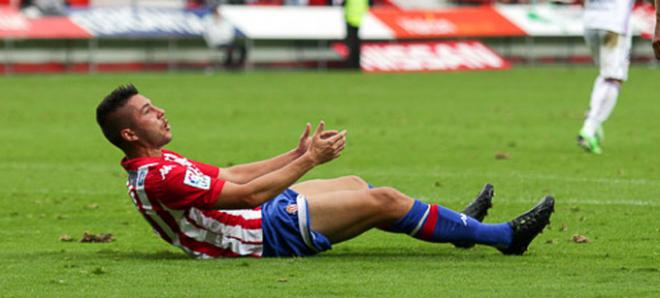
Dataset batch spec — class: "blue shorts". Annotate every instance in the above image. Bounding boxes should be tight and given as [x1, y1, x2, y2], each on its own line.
[261, 189, 332, 257]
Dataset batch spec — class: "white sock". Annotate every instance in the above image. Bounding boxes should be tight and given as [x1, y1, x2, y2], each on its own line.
[595, 80, 620, 124]
[582, 76, 620, 137]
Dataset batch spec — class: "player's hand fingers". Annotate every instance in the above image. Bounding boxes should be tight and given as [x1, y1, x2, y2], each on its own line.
[300, 123, 311, 140]
[334, 143, 345, 155]
[333, 138, 346, 149]
[313, 121, 325, 138]
[319, 130, 338, 139]
[327, 130, 347, 143]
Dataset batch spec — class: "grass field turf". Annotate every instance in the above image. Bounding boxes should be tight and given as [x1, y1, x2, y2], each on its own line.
[0, 67, 658, 297]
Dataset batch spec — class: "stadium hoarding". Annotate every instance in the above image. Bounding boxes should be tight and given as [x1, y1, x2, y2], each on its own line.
[360, 41, 509, 73]
[0, 7, 90, 39]
[220, 6, 393, 40]
[631, 4, 656, 39]
[2, 5, 657, 40]
[67, 6, 206, 37]
[494, 4, 584, 37]
[495, 3, 655, 37]
[369, 6, 526, 39]
[67, 5, 393, 40]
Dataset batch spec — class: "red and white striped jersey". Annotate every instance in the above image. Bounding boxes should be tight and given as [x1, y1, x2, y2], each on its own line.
[121, 149, 263, 258]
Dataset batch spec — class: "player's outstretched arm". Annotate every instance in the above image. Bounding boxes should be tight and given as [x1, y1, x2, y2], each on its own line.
[219, 123, 336, 184]
[654, 0, 660, 59]
[212, 121, 347, 209]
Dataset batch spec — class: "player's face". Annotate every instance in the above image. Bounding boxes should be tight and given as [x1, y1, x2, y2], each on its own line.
[125, 94, 172, 148]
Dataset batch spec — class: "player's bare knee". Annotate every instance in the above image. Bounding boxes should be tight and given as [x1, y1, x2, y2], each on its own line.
[368, 187, 409, 214]
[343, 175, 369, 190]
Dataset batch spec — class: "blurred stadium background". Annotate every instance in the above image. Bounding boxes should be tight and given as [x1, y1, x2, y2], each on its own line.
[2, 2, 659, 296]
[0, 0, 657, 74]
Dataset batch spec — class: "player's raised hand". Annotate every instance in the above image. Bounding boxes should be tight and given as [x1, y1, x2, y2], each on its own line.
[295, 123, 312, 155]
[307, 121, 347, 165]
[295, 122, 340, 156]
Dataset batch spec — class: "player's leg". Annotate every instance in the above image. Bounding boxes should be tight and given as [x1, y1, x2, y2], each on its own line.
[294, 178, 494, 220]
[579, 29, 630, 154]
[579, 29, 606, 153]
[594, 77, 622, 133]
[236, 42, 247, 68]
[593, 29, 631, 131]
[306, 187, 412, 243]
[291, 175, 371, 197]
[454, 183, 494, 248]
[223, 46, 234, 68]
[306, 187, 522, 251]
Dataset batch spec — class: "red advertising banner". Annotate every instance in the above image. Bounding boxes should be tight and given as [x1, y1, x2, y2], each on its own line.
[361, 41, 509, 73]
[632, 4, 656, 40]
[0, 8, 90, 39]
[371, 7, 526, 39]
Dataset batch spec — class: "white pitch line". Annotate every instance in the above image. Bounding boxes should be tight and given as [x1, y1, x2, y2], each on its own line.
[414, 196, 660, 207]
[0, 163, 115, 171]
[0, 189, 119, 196]
[354, 169, 660, 186]
[496, 198, 660, 207]
[2, 189, 657, 207]
[558, 199, 660, 207]
[3, 163, 658, 186]
[496, 172, 660, 186]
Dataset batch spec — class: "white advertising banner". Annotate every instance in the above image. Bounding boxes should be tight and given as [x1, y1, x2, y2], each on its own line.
[495, 3, 653, 37]
[221, 6, 394, 40]
[494, 4, 585, 36]
[361, 41, 509, 73]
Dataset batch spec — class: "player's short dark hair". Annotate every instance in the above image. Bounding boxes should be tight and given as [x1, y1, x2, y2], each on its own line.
[96, 84, 139, 149]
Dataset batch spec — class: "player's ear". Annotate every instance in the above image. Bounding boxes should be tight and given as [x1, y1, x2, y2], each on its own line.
[120, 128, 139, 142]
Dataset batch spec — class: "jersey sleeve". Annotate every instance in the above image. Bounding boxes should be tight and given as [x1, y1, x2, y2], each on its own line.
[189, 159, 221, 178]
[161, 149, 221, 177]
[160, 165, 225, 210]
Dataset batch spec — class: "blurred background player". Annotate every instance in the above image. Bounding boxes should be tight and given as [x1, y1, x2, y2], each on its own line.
[203, 4, 247, 71]
[577, 0, 634, 154]
[343, 0, 369, 69]
[654, 0, 660, 59]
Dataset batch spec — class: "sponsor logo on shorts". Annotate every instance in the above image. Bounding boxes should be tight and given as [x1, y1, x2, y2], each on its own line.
[285, 204, 298, 215]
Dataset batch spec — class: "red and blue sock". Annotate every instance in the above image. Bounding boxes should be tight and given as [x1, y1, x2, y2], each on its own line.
[387, 200, 512, 248]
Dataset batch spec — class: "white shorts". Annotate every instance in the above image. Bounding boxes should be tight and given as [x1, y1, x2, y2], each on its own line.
[583, 29, 632, 81]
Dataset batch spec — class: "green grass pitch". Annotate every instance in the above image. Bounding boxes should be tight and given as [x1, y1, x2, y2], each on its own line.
[0, 67, 658, 297]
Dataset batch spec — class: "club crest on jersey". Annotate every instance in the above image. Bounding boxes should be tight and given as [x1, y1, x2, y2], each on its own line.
[183, 168, 211, 190]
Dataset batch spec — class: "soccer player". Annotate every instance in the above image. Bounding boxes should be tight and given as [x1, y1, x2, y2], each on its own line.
[654, 0, 660, 59]
[577, 0, 635, 154]
[96, 85, 555, 259]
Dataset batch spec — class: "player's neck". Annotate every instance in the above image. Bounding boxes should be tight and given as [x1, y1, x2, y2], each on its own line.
[124, 146, 163, 160]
